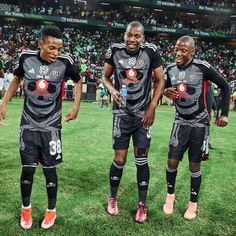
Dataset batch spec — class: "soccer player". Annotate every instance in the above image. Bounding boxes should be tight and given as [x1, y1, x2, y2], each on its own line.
[163, 35, 230, 220]
[103, 21, 165, 223]
[0, 26, 82, 229]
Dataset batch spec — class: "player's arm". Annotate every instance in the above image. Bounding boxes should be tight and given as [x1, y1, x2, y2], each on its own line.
[64, 55, 83, 122]
[163, 70, 179, 100]
[0, 75, 23, 125]
[64, 79, 82, 122]
[207, 66, 230, 127]
[103, 62, 123, 106]
[142, 65, 165, 128]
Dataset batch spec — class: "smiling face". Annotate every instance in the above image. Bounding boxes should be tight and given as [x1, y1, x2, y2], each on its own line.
[124, 25, 144, 54]
[173, 40, 195, 67]
[39, 36, 63, 64]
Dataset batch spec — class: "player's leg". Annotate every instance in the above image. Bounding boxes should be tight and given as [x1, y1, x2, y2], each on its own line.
[40, 130, 62, 229]
[107, 115, 130, 216]
[133, 146, 149, 223]
[19, 129, 39, 229]
[41, 166, 57, 229]
[132, 117, 151, 223]
[163, 124, 189, 215]
[184, 126, 208, 220]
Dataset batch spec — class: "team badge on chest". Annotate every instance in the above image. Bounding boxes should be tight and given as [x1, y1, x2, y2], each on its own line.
[51, 70, 59, 78]
[39, 65, 49, 75]
[128, 57, 137, 67]
[178, 71, 186, 80]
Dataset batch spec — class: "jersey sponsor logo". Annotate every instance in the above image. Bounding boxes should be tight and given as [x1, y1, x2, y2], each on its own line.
[28, 68, 35, 74]
[128, 57, 137, 67]
[39, 65, 49, 75]
[36, 79, 49, 91]
[171, 76, 176, 81]
[51, 69, 59, 77]
[177, 83, 187, 94]
[121, 68, 142, 85]
[126, 68, 137, 79]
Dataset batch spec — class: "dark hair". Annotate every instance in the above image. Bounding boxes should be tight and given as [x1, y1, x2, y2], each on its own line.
[177, 35, 195, 48]
[126, 21, 144, 34]
[41, 26, 63, 40]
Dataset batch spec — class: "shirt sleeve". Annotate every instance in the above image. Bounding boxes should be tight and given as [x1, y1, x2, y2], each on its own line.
[13, 54, 25, 76]
[150, 48, 162, 69]
[65, 58, 81, 83]
[104, 46, 114, 66]
[165, 68, 172, 88]
[204, 65, 230, 117]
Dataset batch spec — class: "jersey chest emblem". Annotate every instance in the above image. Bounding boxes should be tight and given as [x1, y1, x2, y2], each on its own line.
[39, 65, 49, 75]
[177, 83, 187, 94]
[126, 69, 137, 79]
[36, 79, 49, 91]
[128, 57, 136, 67]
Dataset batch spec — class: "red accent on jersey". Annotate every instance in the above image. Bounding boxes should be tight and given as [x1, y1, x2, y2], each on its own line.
[126, 68, 137, 79]
[36, 79, 49, 91]
[177, 83, 187, 94]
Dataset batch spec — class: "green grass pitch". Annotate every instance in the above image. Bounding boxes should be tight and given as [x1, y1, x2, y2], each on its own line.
[0, 98, 235, 235]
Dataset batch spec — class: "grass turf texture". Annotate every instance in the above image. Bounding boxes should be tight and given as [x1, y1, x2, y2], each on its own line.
[0, 98, 235, 236]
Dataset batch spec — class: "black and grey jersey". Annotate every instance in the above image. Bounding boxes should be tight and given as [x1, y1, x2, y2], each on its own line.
[14, 50, 81, 131]
[105, 42, 162, 116]
[166, 58, 230, 126]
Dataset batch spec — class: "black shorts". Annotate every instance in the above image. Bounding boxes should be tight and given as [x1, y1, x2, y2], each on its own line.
[112, 114, 151, 150]
[19, 129, 62, 166]
[168, 123, 209, 163]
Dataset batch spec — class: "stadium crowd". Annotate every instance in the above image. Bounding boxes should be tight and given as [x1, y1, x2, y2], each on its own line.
[0, 1, 234, 34]
[0, 23, 235, 87]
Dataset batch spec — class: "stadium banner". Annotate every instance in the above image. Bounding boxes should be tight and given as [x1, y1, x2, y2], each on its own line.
[0, 11, 235, 39]
[126, 0, 233, 13]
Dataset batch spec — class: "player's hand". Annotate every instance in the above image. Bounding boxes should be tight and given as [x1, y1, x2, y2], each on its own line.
[163, 87, 179, 100]
[111, 90, 123, 107]
[64, 108, 79, 122]
[142, 104, 155, 129]
[214, 116, 228, 127]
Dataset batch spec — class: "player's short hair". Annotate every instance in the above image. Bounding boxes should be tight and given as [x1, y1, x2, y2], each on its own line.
[126, 21, 144, 34]
[40, 26, 63, 40]
[177, 35, 195, 48]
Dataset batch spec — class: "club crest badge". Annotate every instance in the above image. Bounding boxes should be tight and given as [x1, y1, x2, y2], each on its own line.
[51, 70, 59, 77]
[138, 59, 145, 66]
[39, 65, 49, 76]
[128, 57, 136, 67]
[179, 71, 186, 80]
[189, 74, 195, 81]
